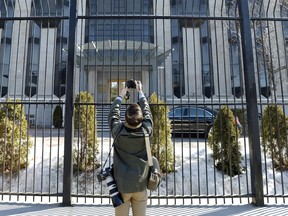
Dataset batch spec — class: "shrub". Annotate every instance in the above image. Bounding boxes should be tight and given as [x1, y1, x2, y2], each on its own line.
[74, 92, 99, 171]
[232, 108, 245, 125]
[0, 98, 32, 173]
[261, 104, 288, 170]
[53, 105, 63, 128]
[149, 92, 174, 173]
[232, 108, 246, 134]
[208, 105, 243, 176]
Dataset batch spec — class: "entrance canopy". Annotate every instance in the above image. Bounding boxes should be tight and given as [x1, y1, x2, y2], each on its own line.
[76, 40, 171, 66]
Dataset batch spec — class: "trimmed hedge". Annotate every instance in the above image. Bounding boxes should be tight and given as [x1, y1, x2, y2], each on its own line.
[149, 92, 174, 173]
[261, 104, 288, 170]
[208, 105, 243, 177]
[73, 92, 99, 171]
[53, 105, 63, 128]
[0, 99, 32, 173]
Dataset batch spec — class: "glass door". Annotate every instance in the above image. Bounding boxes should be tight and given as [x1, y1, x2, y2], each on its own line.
[108, 79, 139, 103]
[110, 81, 124, 101]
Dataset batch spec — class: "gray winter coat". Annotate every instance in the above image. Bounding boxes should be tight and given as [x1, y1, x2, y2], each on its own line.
[108, 96, 153, 193]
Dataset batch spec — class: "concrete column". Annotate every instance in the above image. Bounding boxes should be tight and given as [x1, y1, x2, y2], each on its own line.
[38, 29, 56, 97]
[183, 28, 202, 97]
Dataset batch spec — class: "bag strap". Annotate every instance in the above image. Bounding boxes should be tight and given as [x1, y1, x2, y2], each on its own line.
[102, 124, 123, 168]
[143, 127, 153, 167]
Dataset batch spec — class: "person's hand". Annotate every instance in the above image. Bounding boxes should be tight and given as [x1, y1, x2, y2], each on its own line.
[136, 81, 142, 92]
[120, 86, 128, 98]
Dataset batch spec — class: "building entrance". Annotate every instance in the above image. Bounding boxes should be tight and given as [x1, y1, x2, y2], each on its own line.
[107, 78, 141, 104]
[108, 79, 126, 102]
[88, 66, 150, 103]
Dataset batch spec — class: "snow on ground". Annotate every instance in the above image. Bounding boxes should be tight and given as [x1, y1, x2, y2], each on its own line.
[0, 130, 287, 204]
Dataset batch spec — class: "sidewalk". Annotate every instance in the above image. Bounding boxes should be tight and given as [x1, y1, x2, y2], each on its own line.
[0, 202, 287, 216]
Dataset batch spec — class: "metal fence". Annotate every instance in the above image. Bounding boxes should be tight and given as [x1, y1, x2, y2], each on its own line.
[0, 0, 287, 206]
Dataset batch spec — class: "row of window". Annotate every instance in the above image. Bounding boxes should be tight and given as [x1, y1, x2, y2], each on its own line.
[0, 0, 284, 99]
[0, 0, 257, 17]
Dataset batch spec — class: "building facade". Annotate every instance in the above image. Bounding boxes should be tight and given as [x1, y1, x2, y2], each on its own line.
[0, 0, 287, 127]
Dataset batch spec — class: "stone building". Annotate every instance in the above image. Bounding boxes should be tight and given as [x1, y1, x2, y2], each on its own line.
[0, 0, 287, 127]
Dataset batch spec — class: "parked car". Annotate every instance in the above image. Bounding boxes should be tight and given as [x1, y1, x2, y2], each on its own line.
[168, 106, 216, 137]
[168, 106, 242, 137]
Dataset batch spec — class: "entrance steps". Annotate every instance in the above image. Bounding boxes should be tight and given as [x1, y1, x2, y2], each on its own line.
[96, 105, 126, 131]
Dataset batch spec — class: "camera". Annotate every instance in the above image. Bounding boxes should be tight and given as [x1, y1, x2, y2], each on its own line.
[97, 167, 111, 182]
[97, 167, 124, 207]
[125, 79, 136, 89]
[124, 80, 138, 100]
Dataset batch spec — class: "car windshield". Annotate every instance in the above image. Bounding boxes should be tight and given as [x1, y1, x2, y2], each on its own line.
[190, 108, 213, 118]
[200, 107, 218, 116]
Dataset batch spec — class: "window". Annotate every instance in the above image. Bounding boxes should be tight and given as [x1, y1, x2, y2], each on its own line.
[282, 6, 288, 82]
[189, 108, 197, 117]
[254, 27, 270, 98]
[87, 0, 153, 15]
[25, 5, 41, 97]
[0, 0, 14, 97]
[196, 109, 205, 117]
[0, 0, 15, 18]
[32, 0, 67, 27]
[0, 63, 9, 97]
[32, 0, 66, 16]
[54, 4, 69, 97]
[169, 107, 185, 118]
[228, 30, 243, 98]
[85, 0, 154, 43]
[170, 0, 208, 16]
[200, 22, 214, 98]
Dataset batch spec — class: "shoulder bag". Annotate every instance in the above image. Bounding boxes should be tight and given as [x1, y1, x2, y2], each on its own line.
[143, 129, 162, 191]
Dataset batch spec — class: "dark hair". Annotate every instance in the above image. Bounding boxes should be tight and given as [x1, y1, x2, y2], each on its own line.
[125, 104, 143, 128]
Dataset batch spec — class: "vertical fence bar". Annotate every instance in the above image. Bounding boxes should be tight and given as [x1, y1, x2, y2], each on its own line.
[63, 0, 77, 206]
[237, 0, 264, 206]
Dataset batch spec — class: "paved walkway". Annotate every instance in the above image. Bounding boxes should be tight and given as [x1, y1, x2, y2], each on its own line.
[0, 202, 287, 216]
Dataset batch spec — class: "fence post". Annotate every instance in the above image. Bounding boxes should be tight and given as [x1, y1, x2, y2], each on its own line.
[63, 0, 77, 206]
[237, 0, 264, 206]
